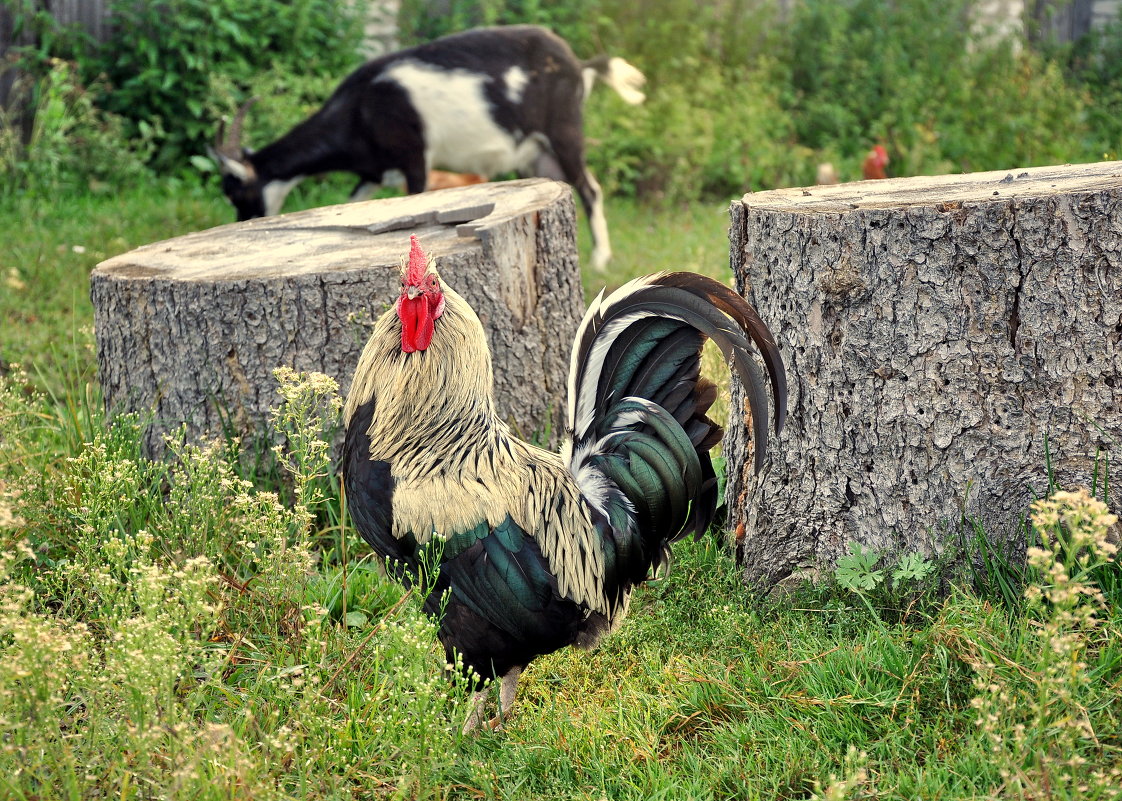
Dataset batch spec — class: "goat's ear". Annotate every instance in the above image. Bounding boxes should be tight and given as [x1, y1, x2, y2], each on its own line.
[206, 143, 241, 167]
[210, 148, 255, 183]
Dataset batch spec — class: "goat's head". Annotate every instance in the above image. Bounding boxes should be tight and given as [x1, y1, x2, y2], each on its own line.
[209, 97, 265, 220]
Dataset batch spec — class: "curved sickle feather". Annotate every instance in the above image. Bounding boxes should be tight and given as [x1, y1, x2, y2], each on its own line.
[568, 273, 786, 472]
[657, 272, 787, 433]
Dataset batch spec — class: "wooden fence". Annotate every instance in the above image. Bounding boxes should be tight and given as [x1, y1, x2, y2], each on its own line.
[1, 0, 111, 55]
[1028, 0, 1122, 42]
[1, 0, 110, 109]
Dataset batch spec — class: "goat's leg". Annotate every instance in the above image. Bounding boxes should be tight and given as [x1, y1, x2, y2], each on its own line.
[348, 178, 380, 202]
[576, 170, 610, 271]
[402, 158, 429, 194]
[548, 130, 610, 270]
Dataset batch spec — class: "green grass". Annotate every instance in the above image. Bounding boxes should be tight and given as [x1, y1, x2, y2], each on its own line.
[1, 178, 1121, 800]
[0, 180, 226, 394]
[576, 196, 734, 289]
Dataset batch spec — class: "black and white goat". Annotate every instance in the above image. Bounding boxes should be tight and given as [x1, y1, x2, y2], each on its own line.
[210, 24, 645, 269]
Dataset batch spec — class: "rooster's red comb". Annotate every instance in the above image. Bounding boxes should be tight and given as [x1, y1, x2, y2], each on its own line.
[405, 235, 428, 285]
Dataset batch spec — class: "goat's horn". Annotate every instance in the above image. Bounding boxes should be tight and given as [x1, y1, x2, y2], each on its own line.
[216, 96, 259, 156]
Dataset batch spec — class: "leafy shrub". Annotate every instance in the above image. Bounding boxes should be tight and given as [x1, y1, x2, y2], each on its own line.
[1054, 9, 1122, 158]
[557, 0, 793, 198]
[0, 59, 153, 198]
[77, 0, 369, 168]
[585, 61, 807, 201]
[770, 0, 1091, 176]
[397, 0, 591, 48]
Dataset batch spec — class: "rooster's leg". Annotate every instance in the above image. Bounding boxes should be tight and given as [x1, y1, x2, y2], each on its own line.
[499, 666, 522, 718]
[483, 666, 522, 731]
[462, 689, 489, 735]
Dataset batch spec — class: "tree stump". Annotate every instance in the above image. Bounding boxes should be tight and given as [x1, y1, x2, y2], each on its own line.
[724, 162, 1122, 588]
[91, 178, 584, 457]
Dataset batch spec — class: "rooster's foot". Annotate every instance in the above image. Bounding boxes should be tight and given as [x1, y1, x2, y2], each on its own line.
[461, 666, 522, 735]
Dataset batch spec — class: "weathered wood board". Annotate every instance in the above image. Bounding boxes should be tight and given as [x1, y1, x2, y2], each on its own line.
[91, 178, 584, 456]
[725, 161, 1122, 588]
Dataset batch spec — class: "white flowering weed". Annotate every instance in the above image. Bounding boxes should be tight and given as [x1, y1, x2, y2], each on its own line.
[968, 489, 1121, 799]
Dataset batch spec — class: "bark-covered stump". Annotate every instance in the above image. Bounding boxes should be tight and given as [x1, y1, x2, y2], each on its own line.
[725, 161, 1122, 588]
[91, 178, 584, 456]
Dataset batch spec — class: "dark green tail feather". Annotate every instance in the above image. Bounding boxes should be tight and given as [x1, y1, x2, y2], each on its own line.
[568, 272, 786, 589]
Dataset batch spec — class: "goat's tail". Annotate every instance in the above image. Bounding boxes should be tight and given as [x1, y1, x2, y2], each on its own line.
[582, 56, 646, 105]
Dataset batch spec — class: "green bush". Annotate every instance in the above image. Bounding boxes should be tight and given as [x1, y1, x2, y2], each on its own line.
[8, 0, 1122, 201]
[78, 0, 369, 169]
[564, 0, 790, 197]
[1054, 9, 1122, 158]
[0, 59, 153, 199]
[397, 0, 591, 48]
[584, 61, 808, 200]
[771, 0, 1091, 176]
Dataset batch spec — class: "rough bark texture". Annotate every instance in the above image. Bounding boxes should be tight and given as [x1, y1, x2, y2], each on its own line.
[725, 162, 1122, 589]
[91, 178, 583, 456]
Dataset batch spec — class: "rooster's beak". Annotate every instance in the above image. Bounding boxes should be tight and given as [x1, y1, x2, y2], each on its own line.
[405, 285, 421, 300]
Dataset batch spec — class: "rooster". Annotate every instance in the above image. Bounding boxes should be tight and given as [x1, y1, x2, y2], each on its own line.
[343, 236, 786, 732]
[862, 145, 890, 180]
